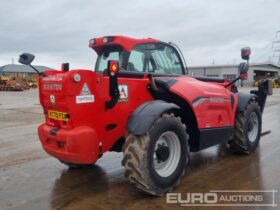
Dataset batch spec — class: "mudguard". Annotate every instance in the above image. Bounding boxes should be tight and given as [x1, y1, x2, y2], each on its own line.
[237, 92, 257, 112]
[126, 100, 180, 135]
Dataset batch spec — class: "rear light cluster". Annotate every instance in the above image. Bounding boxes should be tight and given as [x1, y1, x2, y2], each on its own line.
[108, 60, 119, 76]
[89, 39, 96, 45]
[103, 37, 114, 43]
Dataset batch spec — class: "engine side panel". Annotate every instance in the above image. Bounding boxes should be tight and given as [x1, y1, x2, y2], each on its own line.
[169, 77, 238, 129]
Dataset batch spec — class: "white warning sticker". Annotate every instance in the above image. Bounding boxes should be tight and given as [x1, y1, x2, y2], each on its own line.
[76, 83, 94, 104]
[76, 95, 94, 104]
[119, 85, 128, 102]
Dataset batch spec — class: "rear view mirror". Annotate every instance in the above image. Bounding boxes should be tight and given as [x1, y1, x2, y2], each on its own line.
[225, 48, 251, 88]
[18, 53, 35, 65]
[241, 47, 251, 60]
[18, 53, 42, 76]
[239, 62, 249, 80]
[239, 62, 249, 74]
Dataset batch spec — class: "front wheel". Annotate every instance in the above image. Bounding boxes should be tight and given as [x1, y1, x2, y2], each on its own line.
[229, 101, 262, 154]
[122, 113, 189, 196]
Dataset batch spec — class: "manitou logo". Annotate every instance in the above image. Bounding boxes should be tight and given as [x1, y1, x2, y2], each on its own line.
[43, 83, 62, 91]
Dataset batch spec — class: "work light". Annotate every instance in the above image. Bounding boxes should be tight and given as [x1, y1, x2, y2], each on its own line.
[73, 73, 81, 82]
[89, 39, 96, 45]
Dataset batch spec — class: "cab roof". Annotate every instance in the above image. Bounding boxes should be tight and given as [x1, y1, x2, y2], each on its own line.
[89, 35, 159, 53]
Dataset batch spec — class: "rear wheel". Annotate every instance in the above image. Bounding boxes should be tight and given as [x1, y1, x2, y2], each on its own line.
[122, 113, 189, 196]
[229, 101, 262, 154]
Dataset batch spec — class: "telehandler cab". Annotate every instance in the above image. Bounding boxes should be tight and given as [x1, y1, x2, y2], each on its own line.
[19, 36, 272, 195]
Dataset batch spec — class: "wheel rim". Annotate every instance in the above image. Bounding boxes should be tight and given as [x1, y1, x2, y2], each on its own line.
[153, 131, 181, 177]
[247, 112, 259, 143]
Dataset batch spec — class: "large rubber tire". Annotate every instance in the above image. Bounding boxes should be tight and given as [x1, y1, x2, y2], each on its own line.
[122, 113, 189, 196]
[60, 160, 93, 169]
[229, 101, 262, 154]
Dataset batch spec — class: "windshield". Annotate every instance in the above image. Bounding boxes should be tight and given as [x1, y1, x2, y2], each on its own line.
[127, 43, 184, 75]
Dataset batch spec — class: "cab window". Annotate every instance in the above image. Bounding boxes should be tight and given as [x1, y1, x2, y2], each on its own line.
[95, 45, 124, 73]
[127, 43, 184, 75]
[127, 50, 145, 72]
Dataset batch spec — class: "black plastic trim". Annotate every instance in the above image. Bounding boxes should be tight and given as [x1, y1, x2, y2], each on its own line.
[230, 94, 235, 109]
[49, 128, 59, 136]
[105, 61, 120, 110]
[194, 76, 226, 83]
[118, 71, 145, 78]
[105, 123, 117, 131]
[237, 92, 257, 112]
[118, 70, 184, 79]
[126, 100, 180, 135]
[190, 126, 233, 152]
[155, 78, 178, 89]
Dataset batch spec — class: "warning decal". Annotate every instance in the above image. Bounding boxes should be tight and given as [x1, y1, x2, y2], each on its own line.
[80, 83, 91, 95]
[76, 83, 94, 104]
[119, 85, 128, 102]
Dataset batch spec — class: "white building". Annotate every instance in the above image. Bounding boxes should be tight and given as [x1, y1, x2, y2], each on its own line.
[188, 63, 280, 86]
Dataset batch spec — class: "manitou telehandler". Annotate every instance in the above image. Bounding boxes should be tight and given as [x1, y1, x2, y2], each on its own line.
[19, 36, 272, 195]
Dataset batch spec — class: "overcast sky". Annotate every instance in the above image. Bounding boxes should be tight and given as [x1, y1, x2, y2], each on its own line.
[0, 0, 280, 70]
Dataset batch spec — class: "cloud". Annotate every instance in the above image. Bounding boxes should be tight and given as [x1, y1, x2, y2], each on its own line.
[0, 0, 279, 69]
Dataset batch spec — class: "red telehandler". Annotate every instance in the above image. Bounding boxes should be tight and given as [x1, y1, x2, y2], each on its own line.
[19, 36, 272, 195]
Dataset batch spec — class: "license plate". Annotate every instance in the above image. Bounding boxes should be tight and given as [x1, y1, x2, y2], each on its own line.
[48, 110, 69, 121]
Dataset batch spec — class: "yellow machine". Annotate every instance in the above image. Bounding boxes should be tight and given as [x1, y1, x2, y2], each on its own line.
[27, 81, 38, 88]
[272, 77, 280, 88]
[254, 76, 280, 88]
[254, 79, 260, 87]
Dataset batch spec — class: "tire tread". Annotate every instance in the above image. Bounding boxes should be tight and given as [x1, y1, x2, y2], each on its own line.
[122, 113, 188, 195]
